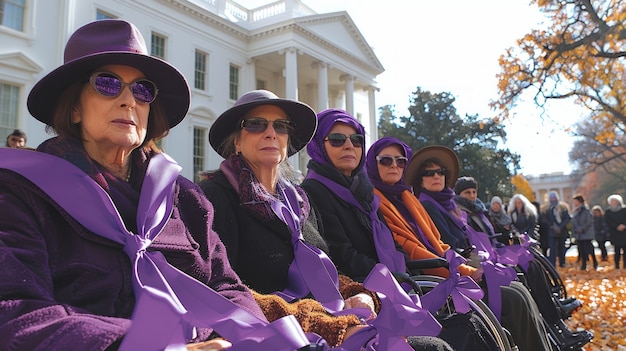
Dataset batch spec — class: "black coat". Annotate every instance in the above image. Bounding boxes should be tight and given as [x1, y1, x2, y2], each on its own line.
[301, 178, 406, 281]
[604, 207, 626, 246]
[199, 171, 327, 294]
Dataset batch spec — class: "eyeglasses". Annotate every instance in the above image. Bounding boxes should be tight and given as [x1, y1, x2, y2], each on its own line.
[240, 117, 294, 134]
[89, 72, 158, 103]
[324, 133, 364, 147]
[422, 168, 447, 177]
[376, 155, 407, 168]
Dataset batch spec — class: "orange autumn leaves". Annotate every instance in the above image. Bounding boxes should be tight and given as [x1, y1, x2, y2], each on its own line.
[559, 254, 626, 350]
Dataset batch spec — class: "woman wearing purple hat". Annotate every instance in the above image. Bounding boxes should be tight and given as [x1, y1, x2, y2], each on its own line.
[0, 20, 311, 351]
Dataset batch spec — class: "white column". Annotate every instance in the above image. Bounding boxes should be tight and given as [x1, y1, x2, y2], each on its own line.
[340, 74, 354, 115]
[280, 47, 299, 100]
[246, 58, 256, 92]
[313, 61, 328, 111]
[368, 86, 378, 141]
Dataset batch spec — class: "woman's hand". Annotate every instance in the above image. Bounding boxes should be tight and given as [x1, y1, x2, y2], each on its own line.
[344, 293, 377, 320]
[186, 338, 232, 351]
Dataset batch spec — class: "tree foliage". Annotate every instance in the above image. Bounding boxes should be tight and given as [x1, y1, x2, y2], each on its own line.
[511, 174, 536, 202]
[379, 87, 521, 201]
[569, 117, 626, 203]
[493, 0, 625, 123]
[493, 0, 625, 201]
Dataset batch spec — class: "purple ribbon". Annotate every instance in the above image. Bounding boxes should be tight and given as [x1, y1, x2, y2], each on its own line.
[305, 171, 406, 273]
[420, 250, 484, 314]
[464, 223, 516, 321]
[363, 264, 442, 350]
[0, 149, 310, 351]
[270, 183, 345, 313]
[480, 260, 517, 322]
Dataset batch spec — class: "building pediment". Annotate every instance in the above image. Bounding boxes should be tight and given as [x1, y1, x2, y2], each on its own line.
[0, 52, 43, 74]
[294, 12, 384, 73]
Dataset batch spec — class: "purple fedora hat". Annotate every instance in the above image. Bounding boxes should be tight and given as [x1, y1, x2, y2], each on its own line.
[209, 90, 317, 157]
[27, 19, 190, 129]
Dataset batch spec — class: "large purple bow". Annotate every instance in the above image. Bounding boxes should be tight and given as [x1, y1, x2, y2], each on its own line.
[420, 250, 484, 314]
[270, 183, 345, 313]
[362, 264, 442, 351]
[0, 149, 310, 351]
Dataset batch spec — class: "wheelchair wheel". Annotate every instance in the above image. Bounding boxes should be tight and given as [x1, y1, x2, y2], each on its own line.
[528, 246, 568, 299]
[408, 275, 516, 351]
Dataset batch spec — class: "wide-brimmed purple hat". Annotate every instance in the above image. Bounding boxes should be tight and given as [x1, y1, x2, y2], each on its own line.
[27, 19, 190, 129]
[209, 90, 317, 157]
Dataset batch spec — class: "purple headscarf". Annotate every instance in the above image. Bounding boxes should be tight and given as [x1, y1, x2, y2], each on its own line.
[365, 137, 412, 196]
[306, 108, 366, 173]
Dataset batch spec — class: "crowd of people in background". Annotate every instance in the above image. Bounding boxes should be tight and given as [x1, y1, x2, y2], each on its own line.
[2, 17, 612, 351]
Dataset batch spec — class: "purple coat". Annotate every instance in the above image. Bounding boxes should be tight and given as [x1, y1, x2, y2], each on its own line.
[0, 150, 264, 350]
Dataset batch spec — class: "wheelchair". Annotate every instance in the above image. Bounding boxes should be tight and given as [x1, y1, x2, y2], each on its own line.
[399, 258, 518, 351]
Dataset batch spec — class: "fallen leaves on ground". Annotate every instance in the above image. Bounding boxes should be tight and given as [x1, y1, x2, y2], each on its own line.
[558, 253, 626, 350]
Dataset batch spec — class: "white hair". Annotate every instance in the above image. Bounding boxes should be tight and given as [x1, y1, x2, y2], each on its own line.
[508, 193, 537, 217]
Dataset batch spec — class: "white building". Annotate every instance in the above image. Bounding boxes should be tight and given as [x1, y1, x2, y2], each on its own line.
[527, 172, 582, 208]
[0, 0, 383, 181]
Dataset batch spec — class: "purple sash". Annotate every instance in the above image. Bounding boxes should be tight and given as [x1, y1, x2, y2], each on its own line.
[0, 148, 310, 351]
[463, 218, 517, 321]
[271, 183, 345, 313]
[306, 171, 406, 273]
[420, 250, 484, 315]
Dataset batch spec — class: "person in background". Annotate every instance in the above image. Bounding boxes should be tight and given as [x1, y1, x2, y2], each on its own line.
[571, 195, 598, 271]
[541, 191, 571, 268]
[487, 196, 513, 246]
[507, 194, 537, 237]
[199, 92, 451, 351]
[5, 129, 27, 148]
[0, 20, 278, 351]
[605, 194, 626, 269]
[591, 205, 610, 262]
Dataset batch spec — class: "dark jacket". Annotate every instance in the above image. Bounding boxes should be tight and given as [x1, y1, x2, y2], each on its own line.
[421, 201, 472, 252]
[541, 202, 571, 238]
[0, 152, 263, 350]
[198, 170, 328, 294]
[301, 178, 406, 281]
[592, 214, 609, 242]
[605, 207, 626, 246]
[571, 206, 594, 241]
[510, 209, 537, 236]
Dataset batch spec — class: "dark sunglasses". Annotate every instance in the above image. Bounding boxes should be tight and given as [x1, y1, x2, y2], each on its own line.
[240, 117, 294, 134]
[422, 168, 447, 177]
[89, 72, 158, 103]
[324, 133, 364, 147]
[376, 155, 408, 168]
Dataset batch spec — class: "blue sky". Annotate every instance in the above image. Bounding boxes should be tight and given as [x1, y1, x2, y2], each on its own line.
[239, 0, 585, 176]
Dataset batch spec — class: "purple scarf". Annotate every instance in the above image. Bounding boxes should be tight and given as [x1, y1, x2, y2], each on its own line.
[0, 146, 311, 351]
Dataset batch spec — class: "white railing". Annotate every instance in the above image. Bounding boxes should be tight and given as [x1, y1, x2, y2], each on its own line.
[191, 0, 313, 25]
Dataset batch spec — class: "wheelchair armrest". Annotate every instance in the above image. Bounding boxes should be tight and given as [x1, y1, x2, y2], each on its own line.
[405, 257, 449, 271]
